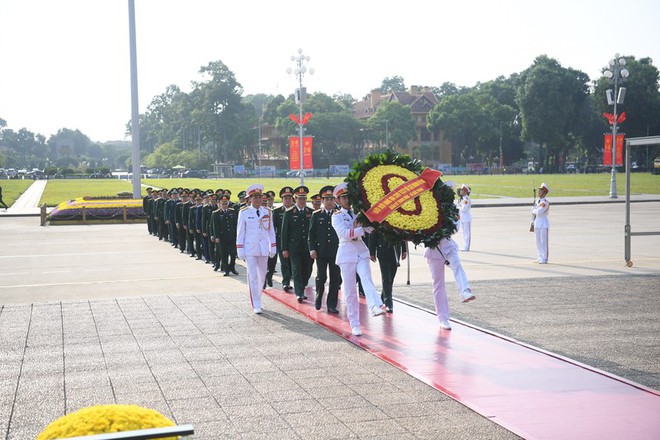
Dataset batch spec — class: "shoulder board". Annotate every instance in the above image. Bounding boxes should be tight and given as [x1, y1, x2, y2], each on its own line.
[240, 206, 249, 212]
[313, 208, 322, 213]
[285, 206, 295, 212]
[333, 209, 341, 214]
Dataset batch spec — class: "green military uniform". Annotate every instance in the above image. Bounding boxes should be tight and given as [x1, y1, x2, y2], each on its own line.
[281, 185, 313, 302]
[369, 232, 407, 312]
[209, 195, 237, 275]
[308, 185, 341, 312]
[273, 187, 294, 291]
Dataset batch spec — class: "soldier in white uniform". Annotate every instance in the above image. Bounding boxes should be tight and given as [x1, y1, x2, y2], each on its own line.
[457, 184, 472, 251]
[236, 184, 277, 314]
[331, 183, 385, 336]
[532, 182, 550, 264]
[424, 237, 476, 330]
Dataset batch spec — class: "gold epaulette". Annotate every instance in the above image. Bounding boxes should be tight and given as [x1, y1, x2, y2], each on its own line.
[239, 206, 248, 212]
[313, 208, 322, 213]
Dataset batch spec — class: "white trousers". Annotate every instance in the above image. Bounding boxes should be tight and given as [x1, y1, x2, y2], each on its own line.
[246, 255, 268, 310]
[460, 221, 471, 251]
[440, 241, 471, 297]
[535, 227, 549, 263]
[339, 256, 383, 329]
[427, 258, 449, 322]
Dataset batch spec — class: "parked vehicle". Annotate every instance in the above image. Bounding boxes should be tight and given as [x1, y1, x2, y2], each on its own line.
[654, 157, 660, 175]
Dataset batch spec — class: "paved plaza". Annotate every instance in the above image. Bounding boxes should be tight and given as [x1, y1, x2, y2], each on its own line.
[1, 198, 659, 439]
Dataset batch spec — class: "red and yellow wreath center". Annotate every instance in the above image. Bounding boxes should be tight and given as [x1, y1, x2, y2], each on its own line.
[360, 165, 442, 231]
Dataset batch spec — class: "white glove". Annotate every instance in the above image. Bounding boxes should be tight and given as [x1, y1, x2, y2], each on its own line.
[363, 226, 375, 234]
[237, 249, 245, 260]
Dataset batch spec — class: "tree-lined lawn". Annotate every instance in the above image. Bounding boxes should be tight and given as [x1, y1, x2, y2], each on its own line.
[31, 173, 660, 207]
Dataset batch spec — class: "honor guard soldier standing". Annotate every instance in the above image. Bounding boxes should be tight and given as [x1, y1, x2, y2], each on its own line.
[282, 185, 314, 303]
[237, 190, 248, 210]
[236, 184, 277, 314]
[210, 194, 238, 275]
[532, 182, 550, 264]
[272, 186, 295, 291]
[369, 232, 407, 313]
[331, 183, 386, 336]
[457, 184, 472, 251]
[308, 185, 342, 313]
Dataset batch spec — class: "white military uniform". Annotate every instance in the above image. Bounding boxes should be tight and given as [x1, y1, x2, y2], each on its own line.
[236, 204, 276, 312]
[458, 192, 472, 251]
[532, 185, 550, 264]
[332, 206, 384, 331]
[424, 237, 473, 327]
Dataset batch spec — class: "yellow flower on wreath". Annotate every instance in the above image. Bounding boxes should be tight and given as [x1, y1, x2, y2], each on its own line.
[362, 165, 439, 231]
[38, 404, 177, 440]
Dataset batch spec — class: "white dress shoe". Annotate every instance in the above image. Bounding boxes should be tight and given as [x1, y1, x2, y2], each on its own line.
[351, 327, 362, 336]
[371, 305, 385, 317]
[253, 308, 262, 314]
[439, 320, 452, 330]
[461, 289, 476, 303]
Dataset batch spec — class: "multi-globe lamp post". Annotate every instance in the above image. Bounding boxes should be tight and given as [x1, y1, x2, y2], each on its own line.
[603, 54, 629, 199]
[287, 49, 314, 186]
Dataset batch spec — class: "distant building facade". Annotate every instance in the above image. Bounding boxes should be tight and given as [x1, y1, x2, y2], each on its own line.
[352, 86, 452, 167]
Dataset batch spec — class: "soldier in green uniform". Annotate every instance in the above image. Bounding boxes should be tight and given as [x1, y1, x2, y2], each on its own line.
[210, 194, 237, 275]
[281, 185, 314, 303]
[369, 231, 408, 313]
[175, 191, 190, 253]
[237, 190, 247, 210]
[310, 193, 322, 211]
[201, 193, 216, 264]
[263, 191, 277, 287]
[272, 186, 294, 291]
[308, 185, 341, 313]
[143, 188, 153, 235]
[155, 189, 168, 241]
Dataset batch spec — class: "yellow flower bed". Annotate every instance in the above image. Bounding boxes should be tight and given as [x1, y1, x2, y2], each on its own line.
[38, 404, 177, 440]
[55, 197, 143, 212]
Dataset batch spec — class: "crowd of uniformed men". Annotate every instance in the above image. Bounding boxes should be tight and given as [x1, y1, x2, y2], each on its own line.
[142, 181, 477, 335]
[141, 183, 406, 315]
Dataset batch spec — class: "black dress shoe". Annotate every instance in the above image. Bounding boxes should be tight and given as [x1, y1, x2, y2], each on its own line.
[213, 266, 219, 272]
[223, 272, 230, 277]
[386, 307, 393, 313]
[283, 285, 291, 293]
[328, 308, 339, 314]
[315, 295, 322, 311]
[231, 269, 239, 275]
[297, 296, 303, 303]
[195, 257, 202, 260]
[266, 276, 273, 287]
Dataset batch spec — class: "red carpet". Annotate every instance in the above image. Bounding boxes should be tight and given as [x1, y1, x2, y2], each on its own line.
[264, 288, 660, 439]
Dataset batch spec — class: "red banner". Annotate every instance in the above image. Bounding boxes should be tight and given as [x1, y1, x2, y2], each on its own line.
[603, 134, 624, 166]
[364, 168, 442, 223]
[289, 137, 314, 170]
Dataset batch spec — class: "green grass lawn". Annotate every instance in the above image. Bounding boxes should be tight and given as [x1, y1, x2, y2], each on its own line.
[40, 180, 135, 207]
[28, 173, 660, 207]
[450, 172, 660, 198]
[1, 179, 35, 206]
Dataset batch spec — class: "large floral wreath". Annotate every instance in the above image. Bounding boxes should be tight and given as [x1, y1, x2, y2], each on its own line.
[346, 150, 458, 248]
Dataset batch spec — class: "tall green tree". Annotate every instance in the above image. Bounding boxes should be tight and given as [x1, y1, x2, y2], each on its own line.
[367, 101, 416, 150]
[516, 55, 590, 171]
[380, 76, 406, 93]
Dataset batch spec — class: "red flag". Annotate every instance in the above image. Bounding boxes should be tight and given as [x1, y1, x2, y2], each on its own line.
[289, 113, 300, 124]
[302, 112, 312, 125]
[617, 112, 626, 124]
[603, 113, 615, 125]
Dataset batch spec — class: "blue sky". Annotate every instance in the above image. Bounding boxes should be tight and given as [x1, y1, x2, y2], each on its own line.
[1, 0, 659, 142]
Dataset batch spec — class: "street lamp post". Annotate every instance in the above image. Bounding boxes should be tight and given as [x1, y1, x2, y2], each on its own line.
[287, 49, 314, 186]
[604, 54, 629, 198]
